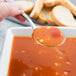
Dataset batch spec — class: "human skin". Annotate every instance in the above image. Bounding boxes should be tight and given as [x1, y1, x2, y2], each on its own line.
[0, 0, 26, 24]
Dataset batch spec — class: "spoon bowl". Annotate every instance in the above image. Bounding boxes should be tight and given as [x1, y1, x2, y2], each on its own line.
[32, 26, 66, 47]
[22, 13, 66, 47]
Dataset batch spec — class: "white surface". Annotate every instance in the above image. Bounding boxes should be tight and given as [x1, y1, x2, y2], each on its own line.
[0, 27, 76, 76]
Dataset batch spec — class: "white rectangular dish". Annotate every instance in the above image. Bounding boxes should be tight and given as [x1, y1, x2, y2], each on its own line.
[0, 27, 76, 76]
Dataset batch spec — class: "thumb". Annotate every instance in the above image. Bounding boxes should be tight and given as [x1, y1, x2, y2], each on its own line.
[0, 2, 25, 21]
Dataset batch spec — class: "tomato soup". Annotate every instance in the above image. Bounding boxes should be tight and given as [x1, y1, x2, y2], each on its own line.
[7, 37, 76, 76]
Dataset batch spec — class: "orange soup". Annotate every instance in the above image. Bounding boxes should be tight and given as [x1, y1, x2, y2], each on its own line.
[8, 37, 76, 76]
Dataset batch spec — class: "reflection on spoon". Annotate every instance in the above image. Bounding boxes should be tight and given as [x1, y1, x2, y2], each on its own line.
[32, 26, 66, 47]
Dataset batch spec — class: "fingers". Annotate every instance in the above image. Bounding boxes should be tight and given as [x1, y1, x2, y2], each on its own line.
[0, 1, 27, 21]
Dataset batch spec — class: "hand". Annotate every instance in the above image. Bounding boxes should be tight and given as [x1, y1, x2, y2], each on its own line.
[0, 0, 26, 23]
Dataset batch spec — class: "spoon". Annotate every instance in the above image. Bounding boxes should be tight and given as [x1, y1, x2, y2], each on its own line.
[22, 13, 66, 47]
[6, 0, 66, 47]
[32, 26, 66, 47]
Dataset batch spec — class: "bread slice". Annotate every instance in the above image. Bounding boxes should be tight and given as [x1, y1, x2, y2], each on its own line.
[16, 1, 34, 13]
[37, 8, 51, 24]
[24, 1, 34, 13]
[44, 0, 60, 7]
[51, 5, 76, 27]
[47, 11, 56, 25]
[59, 0, 76, 16]
[30, 0, 44, 19]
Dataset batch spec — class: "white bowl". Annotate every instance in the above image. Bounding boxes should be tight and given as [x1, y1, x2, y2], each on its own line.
[0, 27, 76, 76]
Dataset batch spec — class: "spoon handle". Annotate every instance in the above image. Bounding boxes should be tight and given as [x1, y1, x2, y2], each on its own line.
[22, 13, 36, 29]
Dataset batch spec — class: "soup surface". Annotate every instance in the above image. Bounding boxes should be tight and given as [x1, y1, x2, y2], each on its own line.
[8, 37, 76, 76]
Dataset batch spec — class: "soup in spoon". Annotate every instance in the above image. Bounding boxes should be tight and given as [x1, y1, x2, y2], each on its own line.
[32, 26, 66, 47]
